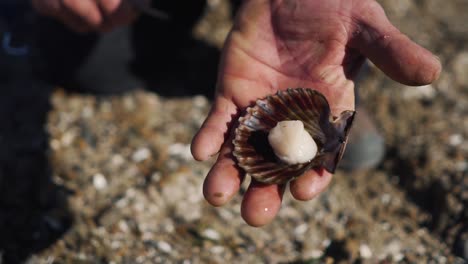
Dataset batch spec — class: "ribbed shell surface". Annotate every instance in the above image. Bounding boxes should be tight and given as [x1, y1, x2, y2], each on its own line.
[233, 88, 338, 184]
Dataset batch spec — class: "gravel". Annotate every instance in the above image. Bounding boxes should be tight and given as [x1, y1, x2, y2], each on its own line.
[0, 0, 466, 263]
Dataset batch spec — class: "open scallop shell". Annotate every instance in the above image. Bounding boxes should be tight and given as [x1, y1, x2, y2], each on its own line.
[233, 88, 355, 184]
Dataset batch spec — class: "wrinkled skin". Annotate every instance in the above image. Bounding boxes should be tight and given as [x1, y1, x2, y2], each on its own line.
[191, 0, 441, 226]
[31, 0, 144, 32]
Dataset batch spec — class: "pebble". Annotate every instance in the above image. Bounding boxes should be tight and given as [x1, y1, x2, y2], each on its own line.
[50, 139, 61, 150]
[192, 95, 208, 108]
[151, 172, 162, 182]
[437, 256, 447, 264]
[359, 244, 373, 259]
[115, 196, 128, 208]
[81, 106, 94, 119]
[61, 131, 76, 146]
[111, 240, 121, 249]
[394, 253, 404, 262]
[142, 232, 153, 240]
[93, 173, 108, 190]
[77, 253, 87, 260]
[157, 241, 172, 253]
[118, 220, 129, 233]
[381, 221, 391, 231]
[161, 219, 175, 233]
[402, 84, 436, 100]
[217, 208, 235, 221]
[123, 96, 136, 111]
[175, 202, 201, 222]
[452, 52, 468, 86]
[111, 154, 125, 166]
[381, 193, 391, 205]
[416, 244, 426, 255]
[294, 223, 308, 237]
[133, 201, 145, 212]
[455, 161, 467, 172]
[306, 249, 324, 259]
[132, 148, 151, 162]
[167, 143, 193, 161]
[385, 240, 403, 261]
[322, 239, 331, 248]
[202, 228, 221, 241]
[449, 134, 463, 146]
[210, 245, 225, 255]
[166, 159, 180, 171]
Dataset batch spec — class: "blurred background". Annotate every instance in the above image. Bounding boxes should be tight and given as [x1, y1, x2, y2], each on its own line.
[0, 0, 466, 263]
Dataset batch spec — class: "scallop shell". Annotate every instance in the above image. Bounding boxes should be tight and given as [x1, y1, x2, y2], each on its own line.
[233, 88, 355, 184]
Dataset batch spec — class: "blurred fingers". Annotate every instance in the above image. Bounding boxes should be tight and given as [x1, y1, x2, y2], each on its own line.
[97, 0, 139, 32]
[203, 142, 244, 207]
[32, 0, 83, 32]
[55, 8, 93, 33]
[32, 0, 61, 16]
[61, 0, 103, 30]
[97, 0, 121, 14]
[290, 168, 332, 201]
[241, 181, 286, 227]
[32, 0, 140, 32]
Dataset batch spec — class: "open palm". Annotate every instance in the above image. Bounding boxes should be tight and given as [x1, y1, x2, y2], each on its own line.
[192, 0, 440, 226]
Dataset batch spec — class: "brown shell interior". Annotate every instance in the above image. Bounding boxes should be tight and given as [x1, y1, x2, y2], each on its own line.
[233, 88, 354, 184]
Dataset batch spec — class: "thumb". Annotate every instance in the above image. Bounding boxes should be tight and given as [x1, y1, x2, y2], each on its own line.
[351, 2, 441, 86]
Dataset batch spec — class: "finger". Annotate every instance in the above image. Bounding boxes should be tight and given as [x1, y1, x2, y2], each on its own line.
[203, 142, 244, 206]
[32, 0, 61, 16]
[56, 8, 93, 33]
[241, 181, 286, 227]
[62, 0, 103, 30]
[31, 0, 91, 32]
[97, 0, 138, 31]
[97, 0, 121, 14]
[351, 2, 441, 86]
[191, 96, 238, 161]
[289, 168, 332, 201]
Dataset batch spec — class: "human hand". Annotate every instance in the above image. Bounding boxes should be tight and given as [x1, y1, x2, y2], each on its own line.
[31, 0, 145, 32]
[191, 0, 441, 226]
